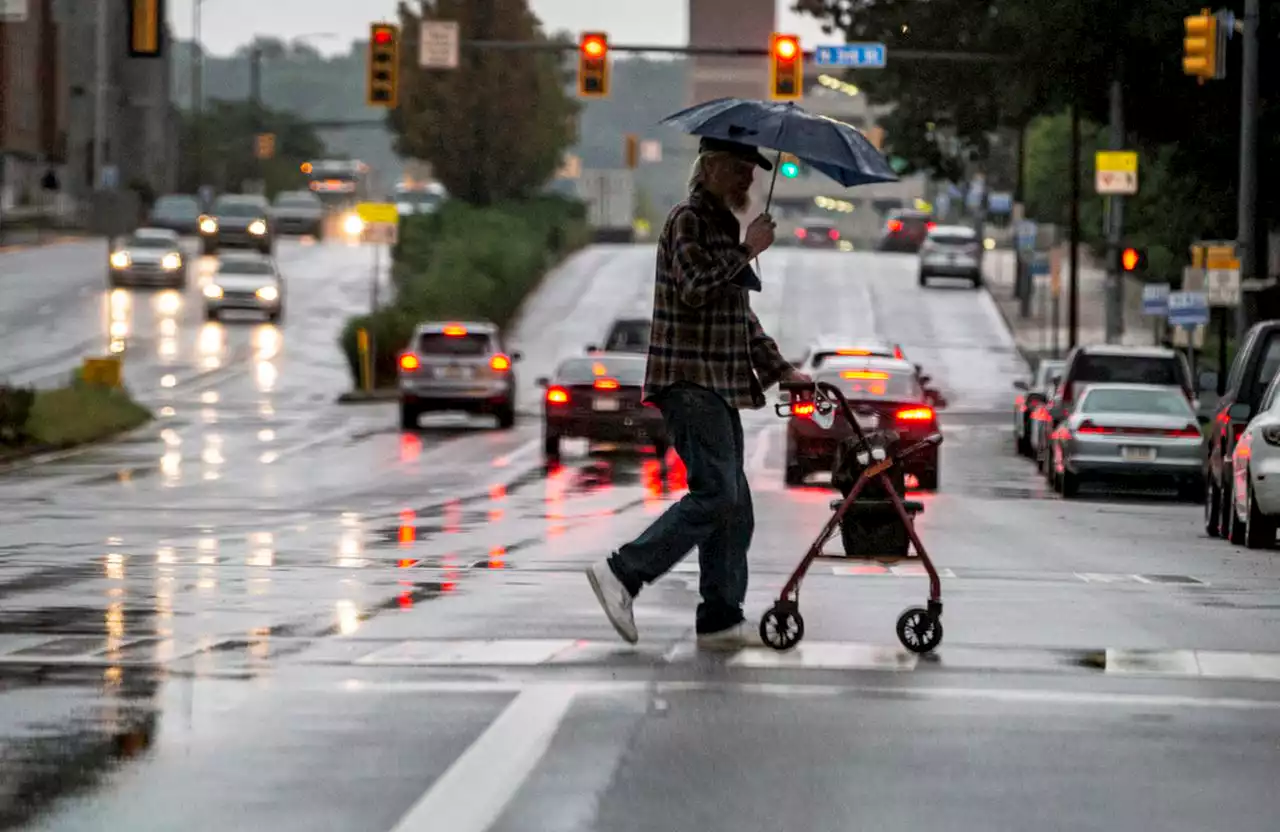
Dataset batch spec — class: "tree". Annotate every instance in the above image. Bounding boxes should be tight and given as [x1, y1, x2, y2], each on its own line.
[390, 0, 579, 205]
[179, 100, 326, 195]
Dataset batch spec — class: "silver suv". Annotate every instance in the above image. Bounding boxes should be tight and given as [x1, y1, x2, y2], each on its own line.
[397, 321, 520, 430]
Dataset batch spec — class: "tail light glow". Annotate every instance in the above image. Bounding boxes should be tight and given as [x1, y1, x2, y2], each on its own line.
[1167, 424, 1202, 438]
[841, 370, 890, 380]
[887, 219, 904, 233]
[546, 386, 570, 405]
[927, 221, 937, 231]
[592, 362, 608, 376]
[399, 353, 420, 371]
[836, 348, 872, 356]
[795, 228, 808, 239]
[893, 345, 905, 359]
[594, 378, 619, 390]
[442, 324, 467, 336]
[791, 401, 816, 417]
[490, 354, 511, 371]
[828, 228, 839, 240]
[1076, 420, 1111, 434]
[897, 406, 935, 422]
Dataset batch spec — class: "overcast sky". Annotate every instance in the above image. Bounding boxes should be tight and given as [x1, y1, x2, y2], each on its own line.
[168, 0, 832, 56]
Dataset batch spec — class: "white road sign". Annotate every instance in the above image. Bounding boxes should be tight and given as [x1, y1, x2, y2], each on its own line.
[420, 20, 460, 69]
[0, 0, 28, 22]
[639, 140, 662, 163]
[1206, 266, 1241, 307]
[1095, 151, 1138, 195]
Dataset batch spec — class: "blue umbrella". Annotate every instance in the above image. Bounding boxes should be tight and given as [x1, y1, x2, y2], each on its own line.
[660, 97, 898, 207]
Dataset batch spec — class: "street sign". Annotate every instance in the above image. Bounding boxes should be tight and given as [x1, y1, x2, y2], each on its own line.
[1206, 263, 1241, 306]
[0, 0, 28, 22]
[255, 133, 275, 160]
[1171, 324, 1207, 349]
[355, 202, 399, 224]
[1141, 283, 1170, 316]
[987, 192, 1013, 215]
[1095, 150, 1138, 195]
[1030, 254, 1051, 277]
[814, 43, 886, 68]
[639, 140, 662, 163]
[81, 357, 122, 388]
[1015, 220, 1037, 252]
[1167, 291, 1209, 327]
[419, 20, 460, 69]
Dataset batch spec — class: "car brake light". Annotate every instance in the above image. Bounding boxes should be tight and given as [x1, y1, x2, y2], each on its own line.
[836, 349, 872, 356]
[887, 219, 904, 233]
[592, 362, 608, 376]
[841, 370, 890, 380]
[594, 378, 619, 390]
[490, 354, 511, 371]
[1075, 420, 1112, 434]
[546, 386, 569, 405]
[795, 228, 807, 238]
[442, 324, 467, 336]
[927, 221, 937, 231]
[791, 401, 815, 417]
[1015, 395, 1026, 410]
[896, 407, 934, 422]
[1167, 424, 1202, 438]
[893, 346, 904, 359]
[399, 353, 420, 371]
[828, 228, 839, 240]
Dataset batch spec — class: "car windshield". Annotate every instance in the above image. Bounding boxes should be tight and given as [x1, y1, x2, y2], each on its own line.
[418, 332, 491, 356]
[813, 349, 892, 368]
[128, 235, 175, 249]
[214, 200, 266, 217]
[152, 196, 199, 217]
[557, 358, 646, 386]
[820, 369, 921, 401]
[1074, 353, 1183, 387]
[275, 194, 318, 208]
[604, 321, 650, 351]
[930, 232, 975, 245]
[217, 260, 273, 275]
[1080, 387, 1192, 416]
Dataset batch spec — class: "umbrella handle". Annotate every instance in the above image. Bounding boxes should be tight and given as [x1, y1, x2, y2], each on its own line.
[756, 150, 783, 277]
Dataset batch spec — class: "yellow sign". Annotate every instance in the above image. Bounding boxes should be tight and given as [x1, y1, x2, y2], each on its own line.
[356, 328, 373, 392]
[82, 357, 123, 388]
[129, 0, 161, 57]
[255, 133, 275, 160]
[1095, 151, 1139, 195]
[355, 202, 399, 224]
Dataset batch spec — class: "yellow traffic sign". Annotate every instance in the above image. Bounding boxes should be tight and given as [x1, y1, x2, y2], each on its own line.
[82, 357, 123, 388]
[356, 202, 399, 224]
[1095, 151, 1138, 195]
[255, 133, 275, 160]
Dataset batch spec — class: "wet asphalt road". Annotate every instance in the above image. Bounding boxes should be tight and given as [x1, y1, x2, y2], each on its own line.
[1, 240, 1279, 831]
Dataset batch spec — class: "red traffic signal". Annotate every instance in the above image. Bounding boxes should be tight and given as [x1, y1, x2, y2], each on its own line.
[1118, 246, 1147, 272]
[578, 32, 609, 97]
[769, 34, 802, 100]
[373, 26, 394, 45]
[582, 34, 606, 58]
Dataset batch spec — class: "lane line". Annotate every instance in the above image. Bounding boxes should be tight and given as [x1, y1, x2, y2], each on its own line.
[388, 684, 579, 832]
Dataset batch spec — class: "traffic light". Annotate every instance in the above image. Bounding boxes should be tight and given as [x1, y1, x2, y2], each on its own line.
[779, 154, 800, 178]
[1183, 9, 1226, 82]
[769, 34, 802, 100]
[367, 23, 400, 108]
[578, 33, 609, 98]
[1116, 246, 1148, 273]
[128, 0, 164, 58]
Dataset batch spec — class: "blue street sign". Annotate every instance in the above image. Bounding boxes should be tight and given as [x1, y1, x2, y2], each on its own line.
[814, 43, 887, 68]
[1167, 291, 1209, 327]
[1015, 220, 1037, 252]
[987, 192, 1013, 214]
[1141, 283, 1170, 316]
[1029, 254, 1051, 277]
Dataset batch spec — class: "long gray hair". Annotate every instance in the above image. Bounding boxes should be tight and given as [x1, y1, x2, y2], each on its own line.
[688, 151, 732, 192]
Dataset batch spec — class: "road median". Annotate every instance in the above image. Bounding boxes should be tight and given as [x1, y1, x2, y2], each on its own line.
[0, 381, 152, 466]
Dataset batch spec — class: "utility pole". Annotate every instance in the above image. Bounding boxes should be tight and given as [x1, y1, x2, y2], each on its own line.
[250, 46, 263, 107]
[1234, 0, 1260, 344]
[92, 0, 107, 191]
[1104, 65, 1125, 344]
[1068, 101, 1081, 350]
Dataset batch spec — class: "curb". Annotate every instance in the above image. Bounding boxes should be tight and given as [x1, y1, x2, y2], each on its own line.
[337, 389, 399, 404]
[0, 234, 90, 255]
[981, 284, 1037, 370]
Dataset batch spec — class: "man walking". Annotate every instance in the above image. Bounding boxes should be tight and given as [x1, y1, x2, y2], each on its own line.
[586, 137, 810, 650]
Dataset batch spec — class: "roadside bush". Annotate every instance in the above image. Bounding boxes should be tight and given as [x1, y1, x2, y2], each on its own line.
[0, 385, 35, 445]
[342, 195, 587, 390]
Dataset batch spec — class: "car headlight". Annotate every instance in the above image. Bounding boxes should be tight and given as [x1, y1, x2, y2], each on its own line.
[1262, 426, 1280, 446]
[161, 253, 182, 271]
[199, 216, 217, 234]
[343, 214, 365, 235]
[109, 251, 130, 269]
[255, 285, 279, 302]
[203, 284, 224, 299]
[248, 220, 267, 236]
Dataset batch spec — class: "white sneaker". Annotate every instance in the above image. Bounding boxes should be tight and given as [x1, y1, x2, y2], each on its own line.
[696, 621, 762, 651]
[585, 561, 638, 644]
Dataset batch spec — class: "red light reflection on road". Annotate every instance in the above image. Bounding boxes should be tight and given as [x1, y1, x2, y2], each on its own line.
[398, 509, 416, 545]
[400, 433, 422, 461]
[444, 499, 461, 534]
[398, 558, 418, 568]
[490, 484, 506, 500]
[489, 546, 506, 569]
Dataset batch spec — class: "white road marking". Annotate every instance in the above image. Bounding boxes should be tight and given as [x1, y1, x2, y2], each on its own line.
[357, 639, 580, 666]
[491, 436, 539, 468]
[1106, 648, 1280, 681]
[729, 642, 919, 671]
[388, 684, 578, 832]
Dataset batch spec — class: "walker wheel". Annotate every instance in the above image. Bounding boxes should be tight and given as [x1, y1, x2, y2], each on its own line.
[759, 603, 805, 651]
[896, 606, 943, 653]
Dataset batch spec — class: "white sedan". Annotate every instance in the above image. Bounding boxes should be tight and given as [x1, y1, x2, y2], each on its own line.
[1229, 377, 1280, 548]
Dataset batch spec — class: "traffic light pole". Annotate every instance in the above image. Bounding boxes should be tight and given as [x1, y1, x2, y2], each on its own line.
[1234, 0, 1260, 345]
[465, 39, 1012, 62]
[1104, 70, 1125, 344]
[1068, 101, 1081, 350]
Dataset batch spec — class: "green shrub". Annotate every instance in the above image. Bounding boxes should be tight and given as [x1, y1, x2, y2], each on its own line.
[24, 385, 150, 448]
[0, 385, 36, 445]
[339, 307, 419, 390]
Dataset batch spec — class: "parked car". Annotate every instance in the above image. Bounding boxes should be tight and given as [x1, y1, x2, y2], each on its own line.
[918, 224, 983, 288]
[876, 209, 933, 253]
[1205, 320, 1280, 537]
[538, 353, 667, 461]
[199, 194, 273, 255]
[1227, 370, 1280, 548]
[202, 253, 283, 322]
[397, 321, 519, 430]
[1013, 359, 1064, 457]
[784, 357, 940, 489]
[1046, 383, 1203, 499]
[108, 228, 186, 288]
[147, 194, 203, 235]
[1046, 345, 1194, 429]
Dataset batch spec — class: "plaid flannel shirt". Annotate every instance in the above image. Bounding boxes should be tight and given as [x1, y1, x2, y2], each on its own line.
[643, 185, 793, 409]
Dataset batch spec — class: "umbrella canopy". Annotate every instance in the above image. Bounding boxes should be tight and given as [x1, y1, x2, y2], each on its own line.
[660, 97, 898, 188]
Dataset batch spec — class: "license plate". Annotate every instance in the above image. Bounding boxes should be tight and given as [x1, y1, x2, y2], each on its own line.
[436, 366, 472, 380]
[1121, 446, 1156, 462]
[593, 398, 620, 412]
[855, 416, 878, 430]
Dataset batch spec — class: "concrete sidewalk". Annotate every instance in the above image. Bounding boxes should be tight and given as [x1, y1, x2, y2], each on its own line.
[983, 248, 1156, 365]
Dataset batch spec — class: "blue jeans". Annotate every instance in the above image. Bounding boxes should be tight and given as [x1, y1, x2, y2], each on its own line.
[608, 383, 753, 634]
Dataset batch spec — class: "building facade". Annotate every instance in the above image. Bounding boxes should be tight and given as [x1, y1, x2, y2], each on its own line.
[0, 0, 66, 212]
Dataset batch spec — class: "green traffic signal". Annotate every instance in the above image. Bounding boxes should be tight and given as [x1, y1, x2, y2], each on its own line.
[780, 161, 799, 178]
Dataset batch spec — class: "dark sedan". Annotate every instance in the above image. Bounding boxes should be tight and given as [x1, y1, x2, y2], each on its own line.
[147, 194, 203, 235]
[538, 354, 667, 461]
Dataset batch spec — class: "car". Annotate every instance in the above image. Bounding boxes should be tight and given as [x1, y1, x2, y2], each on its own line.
[876, 210, 934, 253]
[270, 190, 325, 238]
[587, 318, 650, 355]
[537, 353, 667, 461]
[794, 336, 906, 372]
[107, 228, 186, 288]
[1204, 320, 1280, 538]
[199, 194, 274, 255]
[1013, 359, 1064, 457]
[1227, 370, 1280, 548]
[394, 182, 448, 217]
[1046, 383, 1203, 499]
[1045, 345, 1194, 432]
[147, 194, 203, 235]
[794, 218, 841, 249]
[918, 224, 983, 287]
[397, 321, 519, 430]
[202, 253, 284, 322]
[784, 356, 941, 489]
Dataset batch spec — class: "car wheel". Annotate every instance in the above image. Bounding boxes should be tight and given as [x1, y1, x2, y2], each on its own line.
[1016, 419, 1032, 457]
[917, 271, 928, 287]
[1061, 468, 1079, 498]
[204, 307, 219, 322]
[399, 402, 420, 431]
[268, 310, 284, 324]
[1244, 478, 1277, 549]
[1219, 476, 1235, 540]
[784, 458, 806, 487]
[543, 431, 561, 461]
[201, 241, 216, 256]
[972, 275, 983, 289]
[1227, 481, 1247, 545]
[494, 403, 516, 430]
[915, 466, 939, 491]
[1204, 476, 1222, 534]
